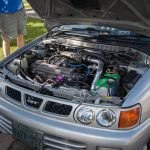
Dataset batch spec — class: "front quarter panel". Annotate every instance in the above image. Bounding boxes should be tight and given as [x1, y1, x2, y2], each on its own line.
[122, 68, 150, 123]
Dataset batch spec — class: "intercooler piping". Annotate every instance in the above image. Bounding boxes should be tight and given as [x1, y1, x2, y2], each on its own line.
[84, 56, 103, 91]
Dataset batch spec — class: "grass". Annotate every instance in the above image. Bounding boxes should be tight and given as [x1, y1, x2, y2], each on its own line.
[0, 18, 46, 60]
[23, 0, 31, 9]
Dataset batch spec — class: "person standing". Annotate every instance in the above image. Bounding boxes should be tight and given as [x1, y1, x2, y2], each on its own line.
[0, 0, 26, 57]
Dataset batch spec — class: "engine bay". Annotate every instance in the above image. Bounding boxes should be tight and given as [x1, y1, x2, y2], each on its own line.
[6, 37, 149, 105]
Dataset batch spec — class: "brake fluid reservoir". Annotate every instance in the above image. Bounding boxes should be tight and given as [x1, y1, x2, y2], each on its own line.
[96, 73, 120, 96]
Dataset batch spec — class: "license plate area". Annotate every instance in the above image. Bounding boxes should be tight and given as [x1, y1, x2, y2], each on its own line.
[13, 122, 43, 150]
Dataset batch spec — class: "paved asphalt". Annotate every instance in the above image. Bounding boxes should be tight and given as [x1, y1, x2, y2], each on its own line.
[26, 8, 39, 18]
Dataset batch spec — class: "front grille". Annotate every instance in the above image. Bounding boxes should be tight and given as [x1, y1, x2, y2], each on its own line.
[6, 86, 21, 102]
[0, 115, 12, 134]
[43, 134, 87, 150]
[25, 94, 43, 109]
[44, 101, 72, 116]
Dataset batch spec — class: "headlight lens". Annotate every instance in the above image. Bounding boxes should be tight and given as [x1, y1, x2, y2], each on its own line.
[77, 107, 95, 124]
[97, 109, 116, 127]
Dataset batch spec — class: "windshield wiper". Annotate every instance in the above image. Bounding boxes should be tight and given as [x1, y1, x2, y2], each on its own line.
[97, 34, 150, 43]
[50, 27, 105, 37]
[72, 27, 101, 32]
[50, 26, 150, 43]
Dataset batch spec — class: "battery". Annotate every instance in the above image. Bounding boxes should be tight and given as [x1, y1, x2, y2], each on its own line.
[96, 73, 120, 96]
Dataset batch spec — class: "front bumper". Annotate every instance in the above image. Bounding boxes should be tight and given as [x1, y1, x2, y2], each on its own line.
[1, 97, 150, 150]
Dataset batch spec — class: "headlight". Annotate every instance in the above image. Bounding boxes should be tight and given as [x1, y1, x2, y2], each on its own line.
[77, 107, 95, 124]
[97, 109, 116, 127]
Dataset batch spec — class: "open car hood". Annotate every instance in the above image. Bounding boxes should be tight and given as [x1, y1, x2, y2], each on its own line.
[27, 0, 150, 36]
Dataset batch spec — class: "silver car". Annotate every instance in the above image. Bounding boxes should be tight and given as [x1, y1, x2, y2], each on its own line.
[0, 0, 150, 150]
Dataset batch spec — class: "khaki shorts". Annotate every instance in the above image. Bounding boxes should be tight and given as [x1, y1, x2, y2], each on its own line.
[0, 8, 27, 39]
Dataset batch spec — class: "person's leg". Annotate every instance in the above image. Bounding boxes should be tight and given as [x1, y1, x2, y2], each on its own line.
[2, 37, 10, 57]
[1, 13, 17, 57]
[17, 8, 27, 49]
[17, 34, 24, 48]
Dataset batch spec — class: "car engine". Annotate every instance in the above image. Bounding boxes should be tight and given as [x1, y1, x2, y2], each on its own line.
[6, 38, 149, 105]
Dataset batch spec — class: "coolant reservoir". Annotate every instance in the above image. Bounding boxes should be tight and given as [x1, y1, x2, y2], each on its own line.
[96, 73, 120, 96]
